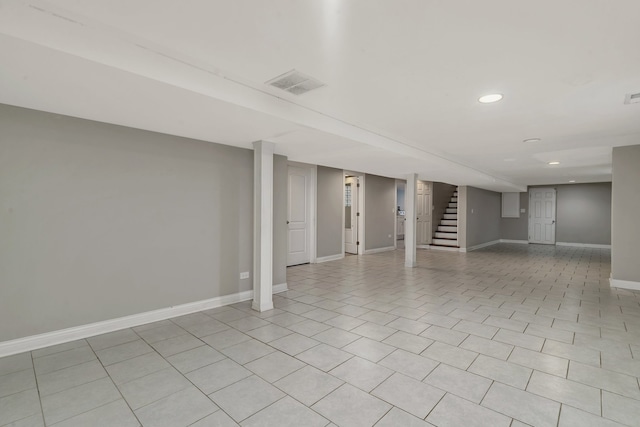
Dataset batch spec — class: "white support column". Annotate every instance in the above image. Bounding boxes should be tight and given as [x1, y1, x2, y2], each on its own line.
[252, 141, 274, 312]
[405, 173, 417, 267]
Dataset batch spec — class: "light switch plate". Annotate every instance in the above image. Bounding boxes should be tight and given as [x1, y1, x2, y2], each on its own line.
[240, 272, 250, 279]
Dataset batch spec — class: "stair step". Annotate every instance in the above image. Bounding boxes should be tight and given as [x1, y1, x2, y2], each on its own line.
[448, 203, 458, 208]
[445, 208, 457, 214]
[432, 238, 459, 247]
[450, 197, 458, 202]
[453, 192, 458, 197]
[435, 232, 458, 239]
[441, 219, 457, 226]
[443, 214, 457, 220]
[438, 225, 457, 232]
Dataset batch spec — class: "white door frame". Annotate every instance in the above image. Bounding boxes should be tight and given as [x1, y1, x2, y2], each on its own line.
[343, 171, 365, 256]
[394, 179, 406, 249]
[528, 187, 556, 245]
[416, 180, 433, 246]
[287, 162, 316, 265]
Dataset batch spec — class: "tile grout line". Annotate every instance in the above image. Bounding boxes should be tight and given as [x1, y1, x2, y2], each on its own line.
[30, 351, 45, 426]
[85, 341, 144, 427]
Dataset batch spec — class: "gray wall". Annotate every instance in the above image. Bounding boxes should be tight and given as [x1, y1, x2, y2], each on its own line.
[500, 192, 529, 241]
[316, 166, 344, 258]
[0, 104, 287, 342]
[457, 186, 468, 249]
[500, 183, 612, 244]
[432, 182, 457, 236]
[273, 155, 288, 285]
[396, 183, 405, 210]
[364, 174, 396, 250]
[612, 145, 640, 282]
[555, 183, 611, 244]
[465, 186, 501, 248]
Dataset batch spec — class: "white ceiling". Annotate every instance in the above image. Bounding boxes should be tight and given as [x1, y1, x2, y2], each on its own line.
[2, 0, 640, 192]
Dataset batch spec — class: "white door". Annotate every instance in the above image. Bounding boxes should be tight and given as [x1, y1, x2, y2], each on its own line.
[416, 181, 432, 245]
[529, 188, 556, 244]
[287, 166, 311, 266]
[344, 177, 359, 254]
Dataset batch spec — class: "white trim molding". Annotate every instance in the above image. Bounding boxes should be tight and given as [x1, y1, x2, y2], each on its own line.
[272, 282, 288, 294]
[316, 254, 345, 263]
[461, 240, 501, 252]
[610, 278, 640, 291]
[427, 245, 460, 252]
[0, 285, 288, 358]
[499, 239, 529, 244]
[556, 242, 611, 249]
[364, 246, 396, 255]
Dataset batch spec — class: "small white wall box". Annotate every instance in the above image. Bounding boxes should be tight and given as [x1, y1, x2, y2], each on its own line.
[502, 192, 520, 218]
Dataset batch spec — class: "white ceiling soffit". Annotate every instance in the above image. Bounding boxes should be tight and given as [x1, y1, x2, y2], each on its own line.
[0, 0, 525, 192]
[3, 1, 640, 190]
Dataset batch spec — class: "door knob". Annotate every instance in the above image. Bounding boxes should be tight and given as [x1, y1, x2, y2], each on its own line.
[286, 221, 290, 224]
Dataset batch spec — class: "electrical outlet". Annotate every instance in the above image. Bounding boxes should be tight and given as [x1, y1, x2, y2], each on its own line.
[240, 272, 250, 279]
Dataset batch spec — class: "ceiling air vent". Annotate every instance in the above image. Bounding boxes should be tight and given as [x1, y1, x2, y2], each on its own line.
[266, 69, 325, 95]
[624, 92, 640, 105]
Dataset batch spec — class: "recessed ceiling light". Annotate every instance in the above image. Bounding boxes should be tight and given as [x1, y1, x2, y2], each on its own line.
[523, 138, 541, 143]
[478, 94, 503, 103]
[548, 161, 560, 165]
[569, 180, 576, 183]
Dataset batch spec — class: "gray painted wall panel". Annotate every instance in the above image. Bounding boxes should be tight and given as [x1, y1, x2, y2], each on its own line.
[500, 192, 529, 241]
[555, 183, 611, 244]
[364, 174, 396, 250]
[457, 186, 468, 249]
[0, 104, 259, 341]
[317, 166, 344, 258]
[612, 145, 640, 282]
[273, 155, 288, 285]
[465, 187, 501, 248]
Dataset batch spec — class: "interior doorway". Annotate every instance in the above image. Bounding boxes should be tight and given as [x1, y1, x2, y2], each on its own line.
[287, 163, 316, 266]
[417, 180, 433, 246]
[344, 172, 365, 255]
[528, 187, 556, 244]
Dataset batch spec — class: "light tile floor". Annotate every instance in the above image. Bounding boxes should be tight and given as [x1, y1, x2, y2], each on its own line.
[2, 244, 640, 426]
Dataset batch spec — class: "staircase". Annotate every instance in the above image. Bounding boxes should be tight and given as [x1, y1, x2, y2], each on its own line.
[432, 188, 459, 248]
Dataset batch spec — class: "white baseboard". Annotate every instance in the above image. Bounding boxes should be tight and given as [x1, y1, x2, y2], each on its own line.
[462, 240, 501, 252]
[427, 245, 460, 252]
[610, 278, 640, 291]
[556, 242, 611, 249]
[416, 245, 431, 249]
[363, 246, 396, 254]
[315, 254, 345, 263]
[0, 284, 288, 358]
[499, 239, 529, 244]
[272, 283, 288, 293]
